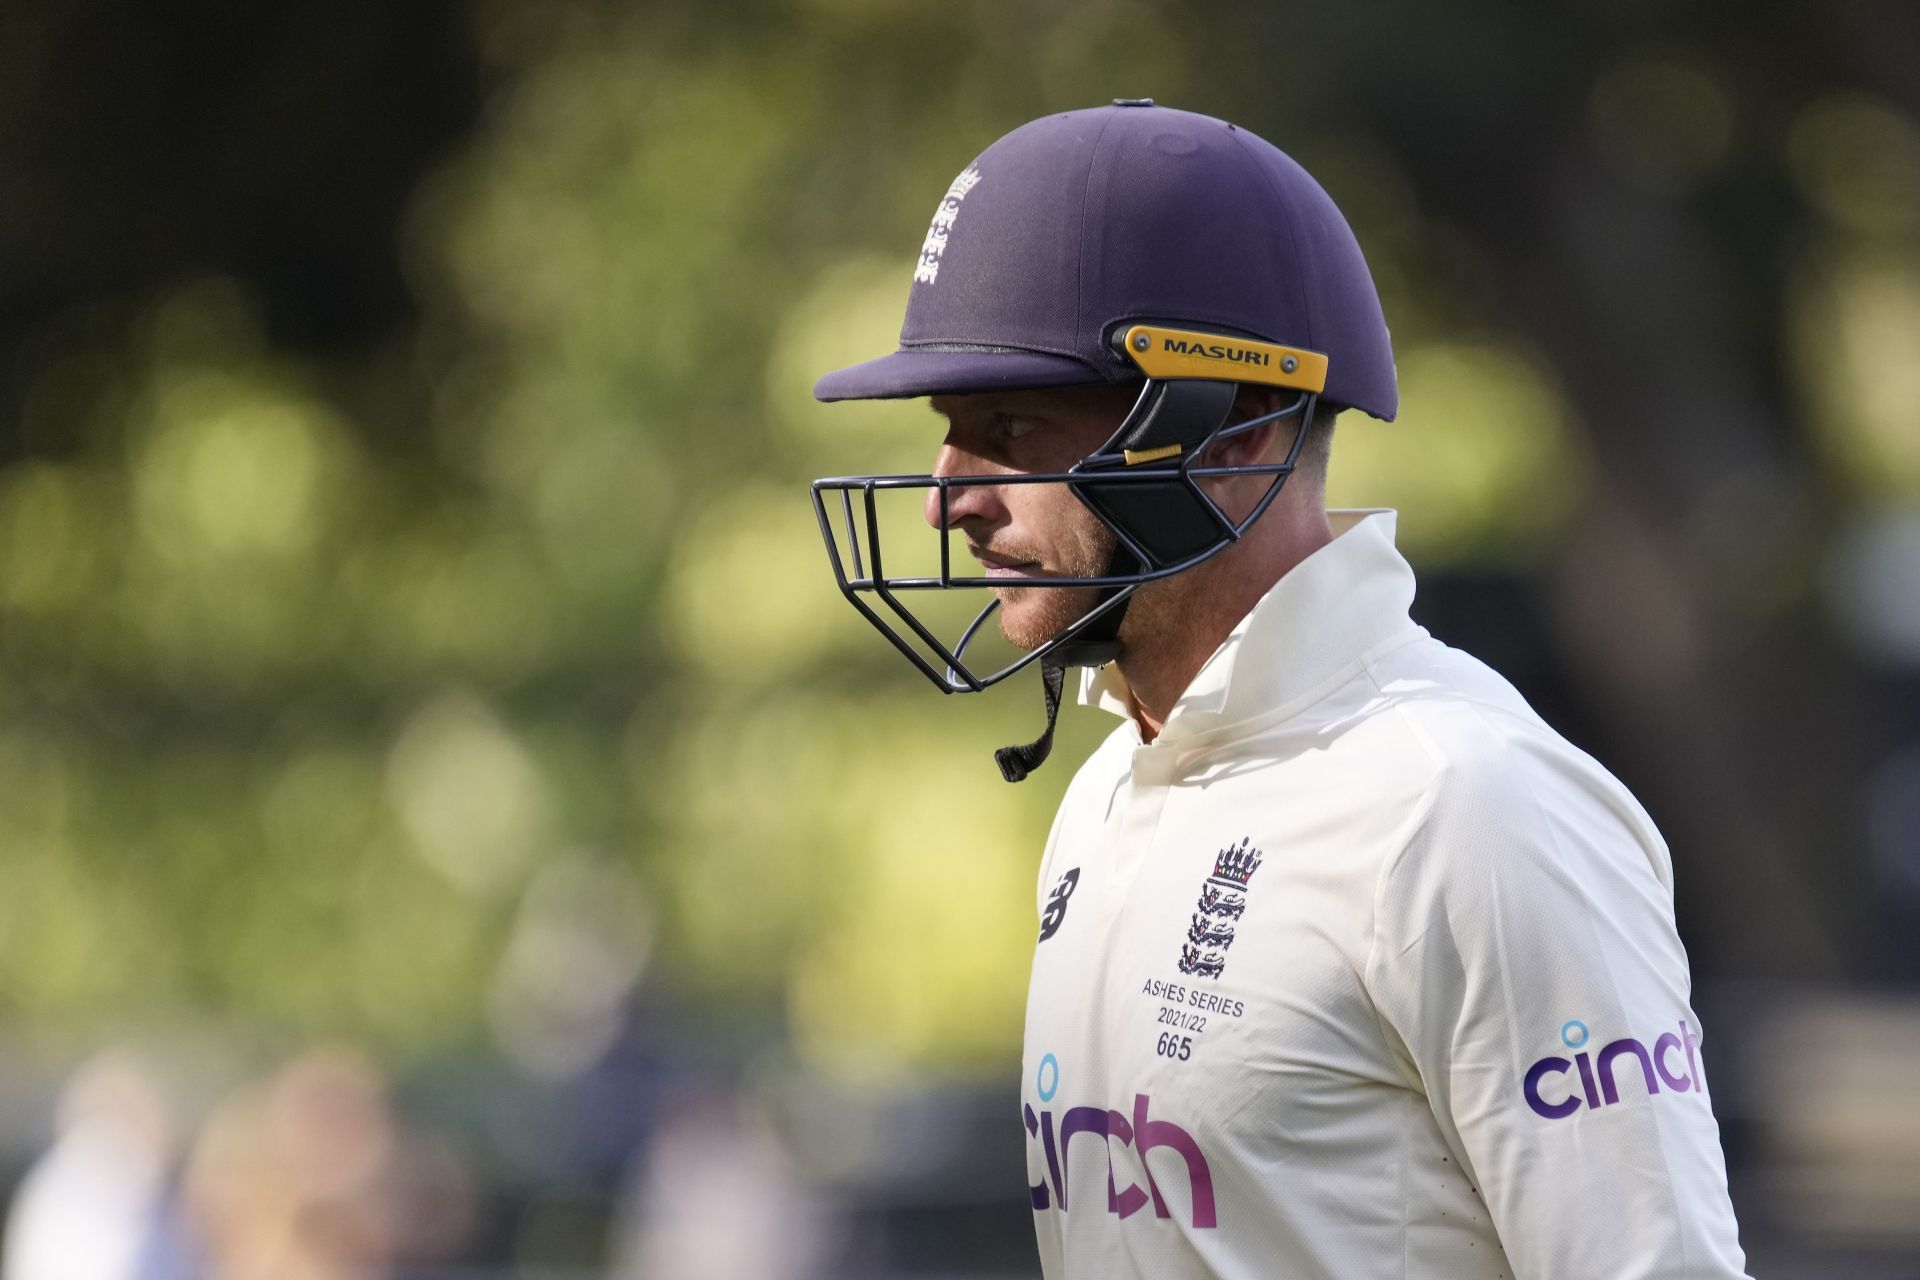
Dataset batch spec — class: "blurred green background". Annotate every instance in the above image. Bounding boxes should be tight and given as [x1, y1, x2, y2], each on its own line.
[2, 0, 1919, 1275]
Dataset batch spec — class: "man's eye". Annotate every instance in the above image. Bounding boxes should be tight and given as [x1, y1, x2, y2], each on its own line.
[998, 415, 1038, 441]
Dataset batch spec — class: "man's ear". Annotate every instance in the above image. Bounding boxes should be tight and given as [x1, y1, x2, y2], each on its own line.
[1201, 386, 1293, 466]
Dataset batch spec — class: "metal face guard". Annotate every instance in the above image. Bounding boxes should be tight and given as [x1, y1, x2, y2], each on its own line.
[810, 393, 1317, 693]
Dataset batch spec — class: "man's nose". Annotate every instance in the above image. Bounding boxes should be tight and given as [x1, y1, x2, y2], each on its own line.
[924, 443, 1004, 530]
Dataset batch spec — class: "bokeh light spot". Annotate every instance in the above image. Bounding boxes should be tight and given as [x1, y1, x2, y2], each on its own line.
[1787, 95, 1920, 237]
[663, 483, 873, 681]
[1590, 56, 1736, 192]
[388, 692, 550, 897]
[133, 369, 356, 563]
[767, 256, 932, 472]
[1790, 248, 1920, 498]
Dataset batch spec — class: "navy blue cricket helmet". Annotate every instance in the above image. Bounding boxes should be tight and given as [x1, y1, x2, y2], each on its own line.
[808, 101, 1397, 777]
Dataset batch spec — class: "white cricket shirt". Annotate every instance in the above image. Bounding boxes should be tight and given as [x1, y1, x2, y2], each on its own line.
[1022, 510, 1749, 1279]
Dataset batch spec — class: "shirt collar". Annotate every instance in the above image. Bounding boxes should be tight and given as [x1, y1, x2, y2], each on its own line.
[1078, 509, 1421, 742]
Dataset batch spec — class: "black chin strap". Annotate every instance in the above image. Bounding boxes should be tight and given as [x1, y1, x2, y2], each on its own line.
[994, 657, 1068, 783]
[994, 559, 1136, 783]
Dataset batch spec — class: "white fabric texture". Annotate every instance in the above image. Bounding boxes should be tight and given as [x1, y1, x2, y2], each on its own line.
[1023, 509, 1749, 1279]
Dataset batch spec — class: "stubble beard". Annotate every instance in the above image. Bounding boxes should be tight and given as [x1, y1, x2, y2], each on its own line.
[993, 526, 1118, 652]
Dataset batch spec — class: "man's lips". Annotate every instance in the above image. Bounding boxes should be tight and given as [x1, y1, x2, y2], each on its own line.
[968, 547, 1042, 578]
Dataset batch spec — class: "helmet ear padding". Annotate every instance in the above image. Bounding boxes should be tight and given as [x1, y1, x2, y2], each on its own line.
[1111, 377, 1237, 456]
[1070, 379, 1237, 568]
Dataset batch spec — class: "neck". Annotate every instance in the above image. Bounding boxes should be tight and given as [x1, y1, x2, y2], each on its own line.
[1117, 501, 1334, 741]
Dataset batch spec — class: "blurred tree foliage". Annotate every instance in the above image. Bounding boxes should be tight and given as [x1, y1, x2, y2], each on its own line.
[2, 0, 1917, 1072]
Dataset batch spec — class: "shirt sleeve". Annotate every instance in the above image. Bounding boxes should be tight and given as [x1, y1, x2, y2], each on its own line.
[1364, 716, 1750, 1280]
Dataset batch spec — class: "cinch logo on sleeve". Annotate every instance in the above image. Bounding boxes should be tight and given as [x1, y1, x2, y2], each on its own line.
[1522, 1019, 1708, 1120]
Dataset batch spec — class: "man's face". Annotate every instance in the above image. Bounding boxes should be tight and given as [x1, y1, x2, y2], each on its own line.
[925, 384, 1138, 650]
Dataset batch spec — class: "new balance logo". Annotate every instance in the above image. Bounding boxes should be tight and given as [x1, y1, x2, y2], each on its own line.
[1038, 867, 1080, 943]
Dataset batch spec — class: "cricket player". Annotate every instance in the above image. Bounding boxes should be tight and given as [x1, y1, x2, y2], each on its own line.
[810, 101, 1749, 1278]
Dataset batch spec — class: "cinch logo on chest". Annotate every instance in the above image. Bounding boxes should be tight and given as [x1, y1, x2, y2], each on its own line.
[1025, 1056, 1216, 1229]
[1177, 838, 1262, 979]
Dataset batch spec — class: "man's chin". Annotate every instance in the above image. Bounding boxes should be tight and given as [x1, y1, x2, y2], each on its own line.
[994, 587, 1103, 652]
